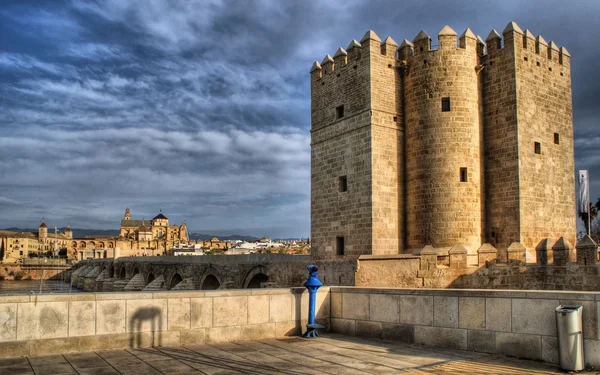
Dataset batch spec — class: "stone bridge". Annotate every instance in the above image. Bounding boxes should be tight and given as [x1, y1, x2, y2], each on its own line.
[70, 254, 356, 292]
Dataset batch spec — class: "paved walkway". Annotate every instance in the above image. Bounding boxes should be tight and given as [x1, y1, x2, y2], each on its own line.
[0, 334, 578, 374]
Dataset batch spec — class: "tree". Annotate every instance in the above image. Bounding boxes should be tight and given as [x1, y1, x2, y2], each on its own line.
[578, 198, 600, 235]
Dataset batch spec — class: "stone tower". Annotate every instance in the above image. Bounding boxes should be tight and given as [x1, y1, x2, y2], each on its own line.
[65, 224, 72, 240]
[310, 22, 576, 261]
[38, 219, 47, 239]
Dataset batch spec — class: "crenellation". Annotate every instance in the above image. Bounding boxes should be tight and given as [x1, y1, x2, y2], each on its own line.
[381, 36, 398, 57]
[476, 35, 486, 56]
[321, 54, 334, 74]
[523, 29, 535, 52]
[333, 47, 348, 67]
[548, 41, 559, 63]
[559, 46, 570, 67]
[459, 28, 477, 50]
[485, 30, 502, 53]
[398, 39, 414, 60]
[535, 35, 548, 57]
[438, 25, 458, 50]
[412, 30, 431, 55]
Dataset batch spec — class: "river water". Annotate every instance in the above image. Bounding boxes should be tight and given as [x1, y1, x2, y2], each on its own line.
[0, 280, 82, 295]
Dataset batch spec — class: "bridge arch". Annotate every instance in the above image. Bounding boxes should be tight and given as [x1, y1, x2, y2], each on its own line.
[168, 273, 183, 290]
[119, 266, 126, 280]
[242, 265, 269, 289]
[146, 272, 155, 285]
[199, 270, 221, 290]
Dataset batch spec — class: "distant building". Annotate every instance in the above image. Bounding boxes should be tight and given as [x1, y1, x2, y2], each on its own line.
[68, 208, 189, 260]
[0, 220, 72, 263]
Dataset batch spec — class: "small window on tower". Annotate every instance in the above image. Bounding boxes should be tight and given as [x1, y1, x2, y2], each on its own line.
[534, 142, 541, 154]
[554, 133, 560, 145]
[460, 168, 468, 182]
[339, 176, 348, 192]
[442, 97, 451, 112]
[336, 236, 345, 256]
[336, 105, 345, 119]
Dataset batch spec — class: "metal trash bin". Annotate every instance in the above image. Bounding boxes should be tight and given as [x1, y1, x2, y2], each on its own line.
[555, 305, 584, 371]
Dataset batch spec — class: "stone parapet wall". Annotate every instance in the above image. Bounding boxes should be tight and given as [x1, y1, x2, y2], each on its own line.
[0, 287, 330, 358]
[356, 236, 600, 290]
[330, 287, 600, 367]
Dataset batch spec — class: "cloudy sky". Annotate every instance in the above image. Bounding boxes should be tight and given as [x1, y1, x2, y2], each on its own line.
[0, 0, 599, 237]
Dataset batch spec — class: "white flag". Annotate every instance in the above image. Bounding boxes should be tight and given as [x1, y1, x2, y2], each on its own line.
[579, 170, 589, 213]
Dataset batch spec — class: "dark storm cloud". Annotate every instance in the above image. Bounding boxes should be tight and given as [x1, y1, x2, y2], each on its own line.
[0, 0, 599, 237]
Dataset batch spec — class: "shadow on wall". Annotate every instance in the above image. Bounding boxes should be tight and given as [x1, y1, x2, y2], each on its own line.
[129, 307, 162, 348]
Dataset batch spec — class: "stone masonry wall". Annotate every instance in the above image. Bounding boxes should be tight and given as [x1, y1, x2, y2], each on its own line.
[0, 287, 330, 358]
[330, 287, 600, 367]
[310, 33, 374, 258]
[513, 28, 577, 260]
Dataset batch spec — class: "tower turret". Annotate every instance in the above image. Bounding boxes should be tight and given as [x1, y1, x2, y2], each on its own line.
[65, 224, 72, 240]
[124, 207, 131, 220]
[404, 25, 483, 252]
[38, 219, 48, 239]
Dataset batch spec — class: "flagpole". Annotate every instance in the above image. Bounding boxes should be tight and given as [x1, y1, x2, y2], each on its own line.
[588, 175, 591, 236]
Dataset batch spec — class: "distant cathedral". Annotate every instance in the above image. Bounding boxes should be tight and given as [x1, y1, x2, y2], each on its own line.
[119, 208, 188, 242]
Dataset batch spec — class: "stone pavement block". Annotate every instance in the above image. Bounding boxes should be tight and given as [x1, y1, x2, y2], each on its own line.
[496, 332, 542, 360]
[415, 326, 467, 350]
[96, 300, 126, 335]
[247, 295, 269, 324]
[434, 296, 458, 328]
[213, 297, 247, 327]
[400, 295, 433, 326]
[0, 303, 17, 342]
[342, 293, 369, 320]
[190, 297, 212, 329]
[458, 297, 485, 330]
[68, 301, 95, 337]
[511, 298, 558, 335]
[369, 294, 399, 323]
[167, 298, 190, 331]
[485, 298, 511, 332]
[467, 330, 495, 353]
[0, 357, 35, 375]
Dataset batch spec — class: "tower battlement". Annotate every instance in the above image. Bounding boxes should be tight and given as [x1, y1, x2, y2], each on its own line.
[310, 21, 576, 261]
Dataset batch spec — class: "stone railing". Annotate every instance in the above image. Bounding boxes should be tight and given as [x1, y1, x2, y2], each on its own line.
[330, 287, 600, 367]
[0, 287, 329, 358]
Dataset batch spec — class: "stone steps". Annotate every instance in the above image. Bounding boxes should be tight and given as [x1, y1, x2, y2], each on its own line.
[124, 273, 146, 291]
